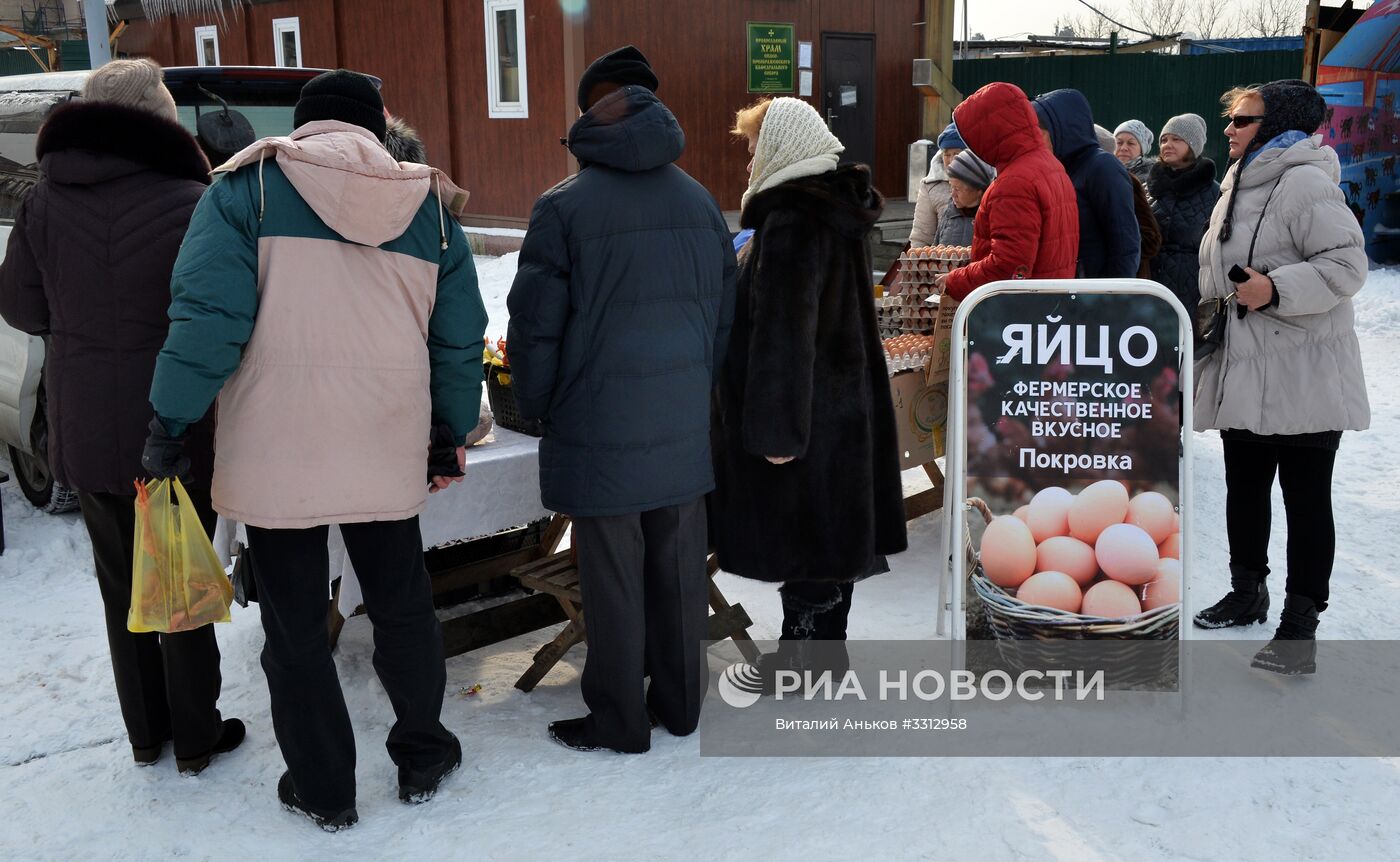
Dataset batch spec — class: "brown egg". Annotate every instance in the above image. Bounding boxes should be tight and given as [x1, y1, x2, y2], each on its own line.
[1081, 580, 1143, 618]
[1016, 571, 1083, 613]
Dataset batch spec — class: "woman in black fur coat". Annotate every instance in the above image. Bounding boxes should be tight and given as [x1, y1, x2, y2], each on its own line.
[714, 98, 907, 665]
[1147, 113, 1221, 309]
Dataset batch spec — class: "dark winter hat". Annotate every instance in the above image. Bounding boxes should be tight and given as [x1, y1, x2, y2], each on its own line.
[294, 70, 386, 142]
[1219, 79, 1325, 243]
[947, 149, 996, 190]
[1254, 78, 1326, 145]
[577, 45, 658, 112]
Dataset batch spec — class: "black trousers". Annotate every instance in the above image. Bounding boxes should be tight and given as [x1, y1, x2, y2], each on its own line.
[245, 517, 455, 811]
[573, 498, 709, 750]
[1223, 437, 1337, 608]
[78, 488, 223, 760]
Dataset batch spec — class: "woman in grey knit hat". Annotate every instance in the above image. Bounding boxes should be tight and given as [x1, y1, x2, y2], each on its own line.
[1146, 112, 1220, 308]
[933, 149, 995, 247]
[1114, 119, 1157, 182]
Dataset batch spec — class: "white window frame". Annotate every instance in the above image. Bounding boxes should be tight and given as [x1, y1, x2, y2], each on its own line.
[483, 0, 528, 119]
[273, 17, 302, 68]
[194, 25, 219, 67]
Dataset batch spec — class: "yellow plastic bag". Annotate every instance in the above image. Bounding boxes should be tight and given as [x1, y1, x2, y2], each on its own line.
[128, 478, 233, 633]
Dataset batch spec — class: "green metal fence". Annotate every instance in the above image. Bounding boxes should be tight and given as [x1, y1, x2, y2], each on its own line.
[0, 40, 92, 78]
[952, 50, 1306, 177]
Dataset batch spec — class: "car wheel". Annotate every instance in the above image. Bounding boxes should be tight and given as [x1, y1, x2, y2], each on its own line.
[7, 384, 79, 514]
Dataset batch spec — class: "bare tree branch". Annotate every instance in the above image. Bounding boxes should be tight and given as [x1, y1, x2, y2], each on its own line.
[1129, 0, 1188, 36]
[1234, 0, 1305, 38]
[1186, 0, 1243, 40]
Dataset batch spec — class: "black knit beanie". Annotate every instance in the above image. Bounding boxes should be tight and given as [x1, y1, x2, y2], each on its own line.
[294, 70, 386, 142]
[577, 46, 658, 112]
[1255, 78, 1326, 143]
[1219, 79, 1324, 244]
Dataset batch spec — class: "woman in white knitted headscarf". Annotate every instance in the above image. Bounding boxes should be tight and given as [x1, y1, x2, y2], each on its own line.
[714, 97, 907, 688]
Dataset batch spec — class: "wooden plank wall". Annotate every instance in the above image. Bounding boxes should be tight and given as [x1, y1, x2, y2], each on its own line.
[117, 0, 921, 219]
[446, 0, 567, 222]
[583, 0, 921, 211]
[245, 0, 337, 67]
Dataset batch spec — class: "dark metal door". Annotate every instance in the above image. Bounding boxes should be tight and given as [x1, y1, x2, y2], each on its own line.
[821, 33, 876, 171]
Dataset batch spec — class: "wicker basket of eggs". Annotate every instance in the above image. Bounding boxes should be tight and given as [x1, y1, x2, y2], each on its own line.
[970, 479, 1181, 641]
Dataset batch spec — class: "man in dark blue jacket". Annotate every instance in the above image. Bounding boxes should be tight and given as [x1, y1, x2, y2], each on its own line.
[1033, 88, 1141, 278]
[507, 46, 737, 754]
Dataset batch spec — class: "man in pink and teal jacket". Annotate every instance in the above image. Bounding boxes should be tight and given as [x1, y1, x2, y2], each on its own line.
[145, 70, 486, 831]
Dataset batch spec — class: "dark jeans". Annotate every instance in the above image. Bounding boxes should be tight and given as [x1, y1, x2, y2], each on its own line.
[78, 488, 223, 759]
[1223, 437, 1337, 609]
[573, 498, 709, 749]
[245, 516, 455, 811]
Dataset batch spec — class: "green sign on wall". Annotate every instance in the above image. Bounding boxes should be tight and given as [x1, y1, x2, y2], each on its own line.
[747, 21, 794, 93]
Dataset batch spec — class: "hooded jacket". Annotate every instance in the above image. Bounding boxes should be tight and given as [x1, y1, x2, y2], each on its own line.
[1195, 136, 1368, 435]
[1034, 89, 1141, 278]
[909, 152, 952, 248]
[0, 101, 217, 496]
[1147, 157, 1220, 308]
[149, 121, 487, 529]
[506, 86, 737, 518]
[713, 165, 907, 582]
[943, 83, 1079, 300]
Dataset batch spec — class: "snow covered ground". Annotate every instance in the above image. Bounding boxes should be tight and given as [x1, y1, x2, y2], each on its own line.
[1, 258, 1397, 861]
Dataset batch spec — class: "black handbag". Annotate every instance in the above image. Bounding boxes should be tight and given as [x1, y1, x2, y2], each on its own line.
[1195, 292, 1233, 359]
[1195, 178, 1282, 359]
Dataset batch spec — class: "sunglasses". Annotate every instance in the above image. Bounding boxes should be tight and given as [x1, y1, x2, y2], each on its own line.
[1228, 114, 1265, 128]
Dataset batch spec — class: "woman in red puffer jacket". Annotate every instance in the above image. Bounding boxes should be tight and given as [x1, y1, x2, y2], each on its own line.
[943, 82, 1079, 300]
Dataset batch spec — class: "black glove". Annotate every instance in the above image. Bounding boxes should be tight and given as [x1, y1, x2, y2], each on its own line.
[141, 416, 190, 480]
[427, 422, 464, 485]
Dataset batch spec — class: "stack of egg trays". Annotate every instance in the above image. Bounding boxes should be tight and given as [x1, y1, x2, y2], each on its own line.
[876, 294, 903, 339]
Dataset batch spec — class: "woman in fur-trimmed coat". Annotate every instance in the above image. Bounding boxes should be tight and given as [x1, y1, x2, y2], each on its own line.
[0, 60, 241, 772]
[713, 97, 907, 654]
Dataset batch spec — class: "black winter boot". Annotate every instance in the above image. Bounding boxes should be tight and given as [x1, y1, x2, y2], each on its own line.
[278, 771, 358, 832]
[398, 734, 462, 803]
[757, 584, 854, 695]
[1193, 566, 1270, 629]
[1251, 595, 1320, 675]
[176, 718, 246, 776]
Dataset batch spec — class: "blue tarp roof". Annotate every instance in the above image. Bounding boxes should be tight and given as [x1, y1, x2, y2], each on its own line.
[1182, 37, 1304, 55]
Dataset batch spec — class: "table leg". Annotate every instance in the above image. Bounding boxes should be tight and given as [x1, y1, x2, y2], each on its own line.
[707, 561, 761, 663]
[922, 460, 945, 500]
[515, 616, 586, 692]
[540, 513, 570, 556]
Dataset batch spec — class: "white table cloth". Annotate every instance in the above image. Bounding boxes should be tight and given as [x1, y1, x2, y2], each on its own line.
[214, 427, 549, 618]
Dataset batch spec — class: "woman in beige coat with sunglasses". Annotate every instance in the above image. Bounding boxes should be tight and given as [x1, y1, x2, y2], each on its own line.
[1193, 79, 1368, 676]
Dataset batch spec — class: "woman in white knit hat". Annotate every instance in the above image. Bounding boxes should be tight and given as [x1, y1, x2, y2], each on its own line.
[1114, 118, 1157, 182]
[1146, 112, 1220, 309]
[713, 97, 906, 685]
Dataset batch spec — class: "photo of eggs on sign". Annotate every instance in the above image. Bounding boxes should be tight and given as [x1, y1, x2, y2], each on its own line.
[958, 290, 1187, 646]
[977, 481, 1181, 623]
